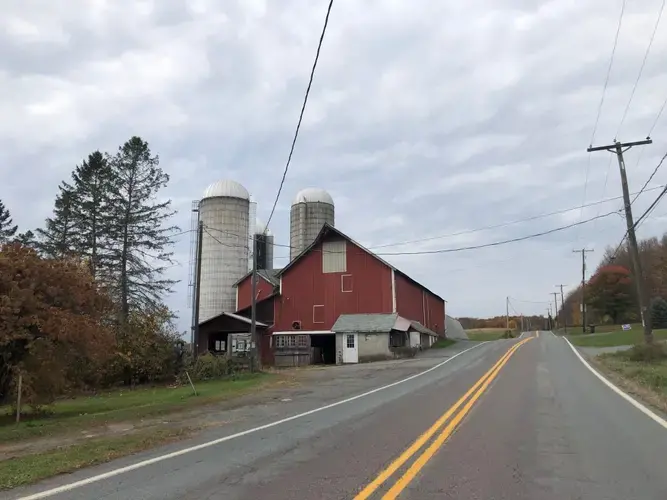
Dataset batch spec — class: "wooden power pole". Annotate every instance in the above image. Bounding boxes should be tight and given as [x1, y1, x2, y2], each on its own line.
[551, 292, 559, 330]
[573, 248, 594, 333]
[556, 284, 567, 333]
[250, 236, 261, 371]
[588, 138, 653, 343]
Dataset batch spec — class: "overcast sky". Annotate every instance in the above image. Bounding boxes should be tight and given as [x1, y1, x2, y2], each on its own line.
[3, 0, 667, 331]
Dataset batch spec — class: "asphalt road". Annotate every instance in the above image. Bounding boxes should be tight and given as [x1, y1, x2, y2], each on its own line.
[6, 333, 667, 499]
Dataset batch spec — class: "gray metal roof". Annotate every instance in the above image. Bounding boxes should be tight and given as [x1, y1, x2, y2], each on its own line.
[409, 321, 438, 337]
[232, 268, 280, 287]
[332, 313, 399, 333]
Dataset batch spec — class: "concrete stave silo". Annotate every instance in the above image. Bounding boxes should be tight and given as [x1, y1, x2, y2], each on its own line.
[254, 219, 274, 271]
[289, 188, 335, 261]
[199, 180, 250, 322]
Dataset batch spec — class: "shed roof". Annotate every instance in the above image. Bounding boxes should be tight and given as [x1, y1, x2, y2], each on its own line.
[332, 313, 437, 337]
[276, 224, 444, 302]
[199, 311, 268, 328]
[332, 313, 399, 333]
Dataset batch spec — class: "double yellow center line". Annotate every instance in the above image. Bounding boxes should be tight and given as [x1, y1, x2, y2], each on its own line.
[354, 336, 534, 499]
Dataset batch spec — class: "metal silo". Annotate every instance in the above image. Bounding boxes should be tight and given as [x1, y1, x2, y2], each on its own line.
[290, 188, 335, 261]
[254, 219, 274, 271]
[199, 180, 250, 322]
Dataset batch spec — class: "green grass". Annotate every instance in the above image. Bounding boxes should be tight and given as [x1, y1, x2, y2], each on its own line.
[563, 323, 643, 336]
[432, 338, 456, 349]
[567, 328, 667, 347]
[594, 348, 667, 411]
[465, 329, 508, 341]
[0, 428, 191, 490]
[0, 373, 272, 443]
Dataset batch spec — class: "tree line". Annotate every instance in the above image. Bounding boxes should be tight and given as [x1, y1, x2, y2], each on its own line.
[0, 136, 194, 408]
[559, 231, 667, 330]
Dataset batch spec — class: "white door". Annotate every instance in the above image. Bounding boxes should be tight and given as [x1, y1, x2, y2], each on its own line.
[342, 333, 359, 363]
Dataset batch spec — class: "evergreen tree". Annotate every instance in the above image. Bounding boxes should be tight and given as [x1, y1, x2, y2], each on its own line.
[105, 137, 179, 320]
[0, 199, 18, 243]
[14, 230, 36, 248]
[70, 151, 113, 280]
[36, 185, 78, 258]
[651, 297, 667, 329]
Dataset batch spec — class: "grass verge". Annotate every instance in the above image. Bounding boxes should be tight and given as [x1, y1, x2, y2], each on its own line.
[591, 347, 667, 414]
[431, 339, 456, 349]
[567, 328, 667, 347]
[0, 427, 192, 490]
[0, 373, 273, 443]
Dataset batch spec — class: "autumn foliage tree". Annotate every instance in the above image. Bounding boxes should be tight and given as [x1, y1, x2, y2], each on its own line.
[586, 265, 635, 325]
[0, 244, 115, 406]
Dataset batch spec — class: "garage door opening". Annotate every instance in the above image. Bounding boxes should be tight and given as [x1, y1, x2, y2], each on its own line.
[310, 334, 336, 364]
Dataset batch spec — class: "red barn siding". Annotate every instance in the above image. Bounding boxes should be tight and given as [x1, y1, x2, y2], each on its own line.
[274, 236, 393, 331]
[395, 273, 445, 335]
[236, 275, 275, 312]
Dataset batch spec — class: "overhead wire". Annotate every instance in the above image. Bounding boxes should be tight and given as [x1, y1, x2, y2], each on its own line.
[608, 151, 667, 260]
[368, 184, 665, 249]
[577, 0, 627, 241]
[616, 0, 666, 137]
[202, 210, 621, 258]
[264, 0, 335, 233]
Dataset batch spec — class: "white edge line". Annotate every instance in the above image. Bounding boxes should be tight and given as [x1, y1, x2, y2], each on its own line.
[18, 341, 489, 500]
[564, 337, 667, 430]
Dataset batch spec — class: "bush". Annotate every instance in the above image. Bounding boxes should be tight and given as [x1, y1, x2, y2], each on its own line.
[624, 342, 667, 363]
[180, 353, 249, 383]
[501, 330, 516, 339]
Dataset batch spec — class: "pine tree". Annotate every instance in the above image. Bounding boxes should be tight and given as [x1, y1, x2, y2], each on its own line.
[69, 151, 113, 280]
[105, 137, 179, 321]
[651, 297, 667, 329]
[0, 199, 18, 243]
[14, 230, 36, 248]
[36, 185, 78, 258]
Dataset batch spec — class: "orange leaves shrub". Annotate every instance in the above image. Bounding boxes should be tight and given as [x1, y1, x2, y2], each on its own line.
[0, 244, 115, 405]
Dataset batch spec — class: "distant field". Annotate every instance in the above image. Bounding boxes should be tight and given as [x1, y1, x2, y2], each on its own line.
[465, 328, 507, 341]
[567, 327, 667, 347]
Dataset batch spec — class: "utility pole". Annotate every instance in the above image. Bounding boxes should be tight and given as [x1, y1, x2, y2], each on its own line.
[588, 138, 654, 343]
[556, 284, 567, 334]
[550, 292, 559, 330]
[506, 296, 509, 331]
[573, 248, 594, 333]
[193, 221, 204, 357]
[250, 235, 260, 371]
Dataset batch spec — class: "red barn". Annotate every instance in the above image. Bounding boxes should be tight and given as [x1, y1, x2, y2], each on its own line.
[234, 224, 446, 366]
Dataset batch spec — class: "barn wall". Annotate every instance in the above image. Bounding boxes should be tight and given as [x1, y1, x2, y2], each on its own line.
[274, 235, 393, 332]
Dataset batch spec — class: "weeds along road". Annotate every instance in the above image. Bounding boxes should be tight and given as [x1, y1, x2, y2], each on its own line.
[5, 333, 667, 500]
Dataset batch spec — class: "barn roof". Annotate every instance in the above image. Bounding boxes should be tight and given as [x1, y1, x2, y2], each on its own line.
[276, 223, 444, 302]
[232, 268, 280, 287]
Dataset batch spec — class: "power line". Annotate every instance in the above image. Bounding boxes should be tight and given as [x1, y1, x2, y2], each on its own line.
[373, 211, 620, 256]
[610, 151, 667, 259]
[590, 0, 626, 145]
[649, 95, 667, 137]
[617, 0, 665, 136]
[369, 184, 665, 249]
[264, 0, 335, 233]
[203, 210, 619, 259]
[579, 0, 626, 240]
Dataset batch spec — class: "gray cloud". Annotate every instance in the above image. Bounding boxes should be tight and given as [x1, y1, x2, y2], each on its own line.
[2, 0, 667, 328]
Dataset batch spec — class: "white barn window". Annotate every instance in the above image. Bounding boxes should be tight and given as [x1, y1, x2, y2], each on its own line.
[322, 240, 347, 273]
